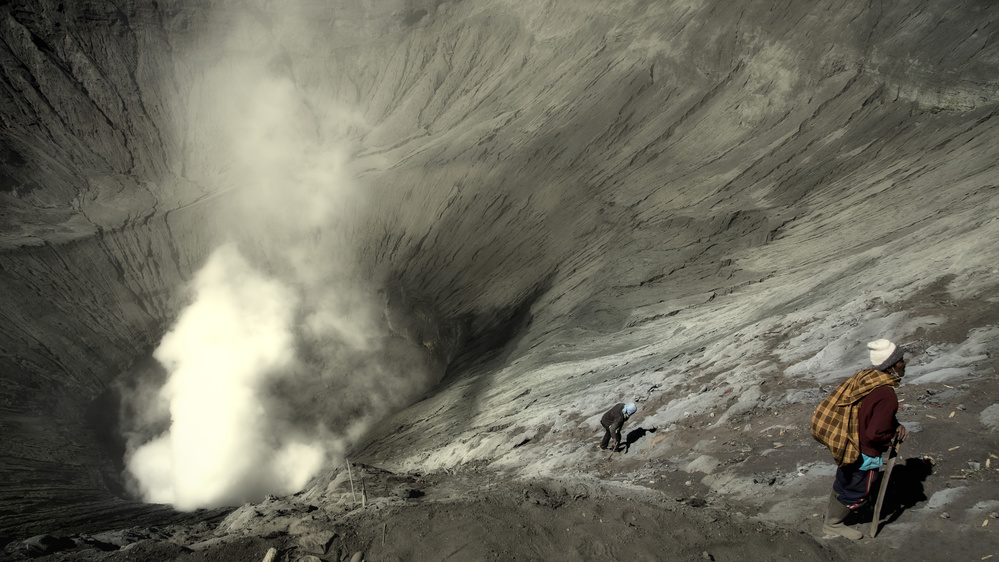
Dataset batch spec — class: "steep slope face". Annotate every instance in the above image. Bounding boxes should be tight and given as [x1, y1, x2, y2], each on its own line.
[2, 0, 999, 539]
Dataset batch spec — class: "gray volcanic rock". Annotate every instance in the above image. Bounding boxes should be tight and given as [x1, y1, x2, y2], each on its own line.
[2, 0, 999, 559]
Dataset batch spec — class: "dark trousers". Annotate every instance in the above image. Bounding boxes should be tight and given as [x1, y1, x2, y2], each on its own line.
[600, 422, 620, 450]
[833, 459, 881, 510]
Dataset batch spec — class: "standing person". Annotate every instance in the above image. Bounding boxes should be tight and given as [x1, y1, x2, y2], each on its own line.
[600, 402, 637, 451]
[811, 339, 910, 540]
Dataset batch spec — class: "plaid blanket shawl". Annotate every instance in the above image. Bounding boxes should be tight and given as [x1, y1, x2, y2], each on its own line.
[810, 369, 900, 466]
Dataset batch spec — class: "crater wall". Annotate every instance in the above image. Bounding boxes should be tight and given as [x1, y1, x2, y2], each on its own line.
[2, 0, 999, 536]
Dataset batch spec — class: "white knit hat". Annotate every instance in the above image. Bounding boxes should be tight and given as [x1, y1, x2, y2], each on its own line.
[868, 339, 904, 371]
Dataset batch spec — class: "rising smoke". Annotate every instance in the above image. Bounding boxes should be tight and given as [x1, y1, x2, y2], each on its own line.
[122, 6, 442, 510]
[126, 244, 325, 510]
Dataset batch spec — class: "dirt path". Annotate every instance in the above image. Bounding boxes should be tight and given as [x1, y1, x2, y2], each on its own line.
[3, 456, 994, 561]
[331, 475, 864, 562]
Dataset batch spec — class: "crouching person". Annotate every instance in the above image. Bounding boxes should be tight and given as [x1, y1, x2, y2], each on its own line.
[600, 402, 637, 451]
[810, 339, 909, 540]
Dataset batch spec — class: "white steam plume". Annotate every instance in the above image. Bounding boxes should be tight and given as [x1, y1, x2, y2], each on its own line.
[127, 244, 325, 510]
[123, 7, 441, 510]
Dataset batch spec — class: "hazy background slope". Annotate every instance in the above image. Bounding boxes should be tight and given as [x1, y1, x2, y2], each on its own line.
[1, 0, 998, 536]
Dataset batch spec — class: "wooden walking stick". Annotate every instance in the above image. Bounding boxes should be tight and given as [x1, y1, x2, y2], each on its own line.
[870, 437, 901, 538]
[346, 459, 357, 504]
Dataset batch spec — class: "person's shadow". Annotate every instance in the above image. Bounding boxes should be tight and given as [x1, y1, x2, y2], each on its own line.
[880, 457, 933, 524]
[620, 427, 657, 453]
[853, 457, 933, 531]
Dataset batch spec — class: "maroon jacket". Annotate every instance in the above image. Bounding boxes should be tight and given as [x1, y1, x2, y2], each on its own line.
[857, 385, 900, 457]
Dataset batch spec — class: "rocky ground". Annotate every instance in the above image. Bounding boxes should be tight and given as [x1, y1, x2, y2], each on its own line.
[2, 439, 995, 562]
[0, 464, 870, 562]
[4, 275, 999, 562]
[4, 340, 997, 561]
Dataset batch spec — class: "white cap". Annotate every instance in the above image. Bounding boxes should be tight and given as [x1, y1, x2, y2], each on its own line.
[868, 339, 904, 371]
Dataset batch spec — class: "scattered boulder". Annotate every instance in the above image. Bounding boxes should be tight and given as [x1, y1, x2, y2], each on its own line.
[89, 528, 153, 548]
[392, 485, 425, 499]
[118, 539, 193, 559]
[297, 531, 338, 555]
[980, 404, 999, 431]
[75, 536, 119, 552]
[23, 534, 75, 556]
[217, 505, 262, 534]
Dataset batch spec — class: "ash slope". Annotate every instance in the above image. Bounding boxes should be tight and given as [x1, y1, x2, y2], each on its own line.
[0, 0, 998, 556]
